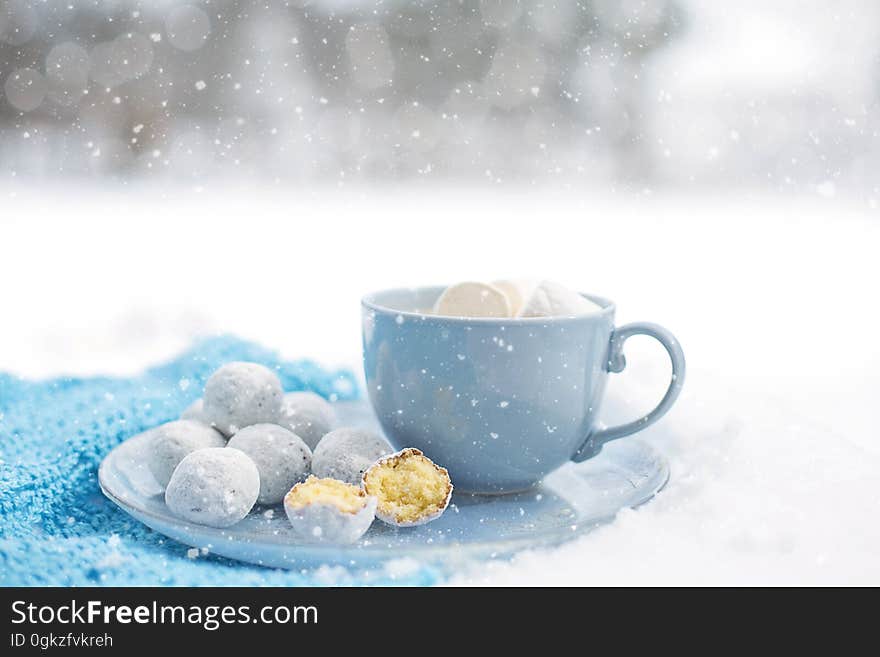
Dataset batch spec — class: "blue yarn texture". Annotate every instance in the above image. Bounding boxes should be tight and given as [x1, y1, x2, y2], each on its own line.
[0, 336, 439, 586]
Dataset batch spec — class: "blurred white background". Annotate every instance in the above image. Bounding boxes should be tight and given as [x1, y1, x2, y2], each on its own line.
[1, 0, 879, 194]
[2, 0, 879, 584]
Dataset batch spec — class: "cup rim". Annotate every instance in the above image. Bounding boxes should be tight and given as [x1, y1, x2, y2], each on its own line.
[361, 285, 616, 324]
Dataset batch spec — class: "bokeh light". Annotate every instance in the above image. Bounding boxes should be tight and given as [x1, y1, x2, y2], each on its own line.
[166, 5, 211, 52]
[4, 68, 47, 112]
[89, 42, 128, 89]
[0, 0, 38, 46]
[112, 33, 154, 81]
[45, 42, 90, 107]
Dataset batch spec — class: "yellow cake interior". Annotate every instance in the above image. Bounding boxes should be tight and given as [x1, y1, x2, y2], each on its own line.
[285, 476, 367, 514]
[363, 450, 451, 523]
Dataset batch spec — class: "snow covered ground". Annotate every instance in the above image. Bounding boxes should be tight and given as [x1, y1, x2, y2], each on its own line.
[1, 182, 878, 585]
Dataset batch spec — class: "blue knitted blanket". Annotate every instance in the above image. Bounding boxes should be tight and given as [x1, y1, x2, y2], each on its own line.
[0, 337, 438, 586]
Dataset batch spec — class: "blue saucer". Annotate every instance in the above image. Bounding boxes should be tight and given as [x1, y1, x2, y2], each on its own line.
[99, 401, 669, 570]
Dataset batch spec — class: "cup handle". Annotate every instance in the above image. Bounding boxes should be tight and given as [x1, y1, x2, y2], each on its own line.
[572, 322, 685, 462]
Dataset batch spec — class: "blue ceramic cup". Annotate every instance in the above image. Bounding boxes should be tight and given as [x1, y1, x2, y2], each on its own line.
[362, 286, 685, 494]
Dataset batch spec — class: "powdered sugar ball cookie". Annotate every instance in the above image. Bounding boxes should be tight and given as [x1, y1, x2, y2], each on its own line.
[147, 419, 226, 488]
[432, 281, 511, 318]
[202, 362, 283, 435]
[277, 392, 338, 450]
[518, 280, 601, 317]
[227, 424, 311, 505]
[284, 476, 377, 544]
[311, 427, 393, 485]
[180, 398, 207, 423]
[165, 447, 260, 528]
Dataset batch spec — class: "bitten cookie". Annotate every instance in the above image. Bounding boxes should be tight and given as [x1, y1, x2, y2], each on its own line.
[363, 448, 453, 527]
[284, 476, 376, 544]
